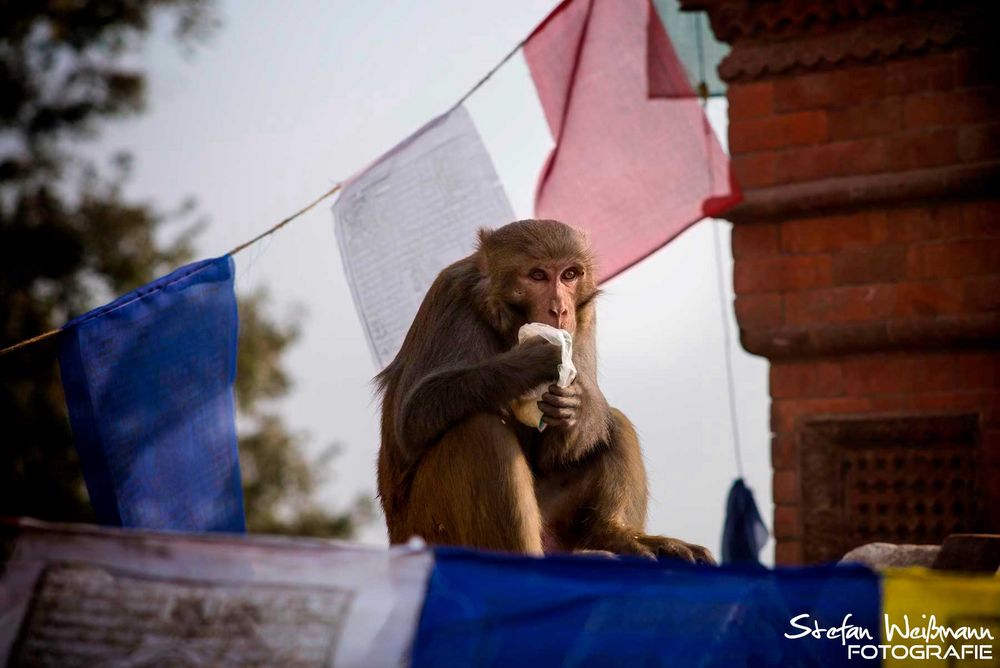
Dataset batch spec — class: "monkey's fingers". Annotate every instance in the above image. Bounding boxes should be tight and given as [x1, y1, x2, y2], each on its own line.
[636, 534, 716, 565]
[537, 402, 576, 421]
[514, 339, 563, 385]
[539, 417, 578, 431]
[547, 384, 581, 397]
[541, 391, 581, 408]
[686, 543, 718, 566]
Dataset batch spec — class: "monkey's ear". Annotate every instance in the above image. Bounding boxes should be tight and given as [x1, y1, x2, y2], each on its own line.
[475, 228, 495, 275]
[578, 288, 603, 309]
[476, 227, 494, 250]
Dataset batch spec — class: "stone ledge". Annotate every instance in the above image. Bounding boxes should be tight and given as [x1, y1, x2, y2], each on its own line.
[740, 312, 1000, 359]
[932, 534, 1000, 572]
[725, 161, 1000, 224]
[840, 542, 941, 569]
[718, 7, 979, 82]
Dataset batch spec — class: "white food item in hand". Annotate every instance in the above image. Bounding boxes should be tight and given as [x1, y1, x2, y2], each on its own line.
[509, 323, 576, 431]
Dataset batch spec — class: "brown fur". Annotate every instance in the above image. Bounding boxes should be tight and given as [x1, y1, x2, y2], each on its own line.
[376, 219, 714, 563]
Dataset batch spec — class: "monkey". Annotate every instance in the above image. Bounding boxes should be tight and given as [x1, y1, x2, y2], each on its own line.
[375, 219, 715, 563]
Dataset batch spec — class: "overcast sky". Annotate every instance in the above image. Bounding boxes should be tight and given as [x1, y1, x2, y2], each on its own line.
[85, 0, 773, 560]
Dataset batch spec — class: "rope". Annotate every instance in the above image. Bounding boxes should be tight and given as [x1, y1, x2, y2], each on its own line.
[712, 215, 745, 478]
[227, 182, 341, 256]
[448, 34, 530, 114]
[0, 329, 62, 356]
[0, 182, 342, 357]
[694, 11, 745, 478]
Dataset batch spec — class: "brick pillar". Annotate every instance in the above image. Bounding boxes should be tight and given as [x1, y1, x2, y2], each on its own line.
[684, 0, 1000, 564]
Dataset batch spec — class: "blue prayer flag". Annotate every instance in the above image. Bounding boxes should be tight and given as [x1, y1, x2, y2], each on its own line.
[722, 477, 769, 565]
[413, 548, 880, 667]
[58, 256, 245, 533]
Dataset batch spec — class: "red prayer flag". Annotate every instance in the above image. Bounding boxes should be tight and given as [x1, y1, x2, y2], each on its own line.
[524, 0, 741, 282]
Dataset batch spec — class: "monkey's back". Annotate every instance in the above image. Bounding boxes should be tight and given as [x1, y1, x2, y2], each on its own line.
[375, 254, 507, 536]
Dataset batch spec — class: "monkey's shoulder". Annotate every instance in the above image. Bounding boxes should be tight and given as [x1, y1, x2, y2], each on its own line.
[380, 260, 501, 386]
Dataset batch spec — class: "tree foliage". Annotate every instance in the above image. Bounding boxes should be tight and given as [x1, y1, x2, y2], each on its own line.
[0, 0, 366, 538]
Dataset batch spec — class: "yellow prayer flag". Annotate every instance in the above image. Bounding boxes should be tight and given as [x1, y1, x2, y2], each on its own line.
[880, 567, 1000, 666]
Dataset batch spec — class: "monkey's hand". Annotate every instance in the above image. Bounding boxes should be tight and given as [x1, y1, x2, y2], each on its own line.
[505, 336, 563, 390]
[537, 383, 582, 431]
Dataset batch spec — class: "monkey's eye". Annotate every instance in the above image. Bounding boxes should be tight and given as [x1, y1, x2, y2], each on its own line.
[561, 267, 580, 281]
[529, 269, 547, 281]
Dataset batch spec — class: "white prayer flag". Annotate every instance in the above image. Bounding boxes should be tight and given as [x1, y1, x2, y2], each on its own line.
[332, 105, 515, 367]
[0, 520, 432, 668]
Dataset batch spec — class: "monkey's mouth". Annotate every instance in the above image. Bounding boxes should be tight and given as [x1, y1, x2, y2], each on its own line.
[546, 316, 575, 333]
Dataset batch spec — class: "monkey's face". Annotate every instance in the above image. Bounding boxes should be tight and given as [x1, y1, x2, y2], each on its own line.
[511, 259, 585, 334]
[477, 219, 598, 337]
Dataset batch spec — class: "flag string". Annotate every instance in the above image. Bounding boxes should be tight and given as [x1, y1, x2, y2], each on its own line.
[0, 181, 343, 357]
[226, 182, 341, 256]
[695, 14, 746, 480]
[448, 34, 529, 114]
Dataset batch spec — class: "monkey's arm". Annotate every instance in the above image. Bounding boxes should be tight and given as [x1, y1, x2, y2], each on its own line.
[396, 337, 560, 461]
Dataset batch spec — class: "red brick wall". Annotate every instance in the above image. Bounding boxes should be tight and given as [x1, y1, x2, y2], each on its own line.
[768, 350, 1000, 563]
[728, 50, 998, 190]
[723, 48, 999, 563]
[733, 201, 1000, 332]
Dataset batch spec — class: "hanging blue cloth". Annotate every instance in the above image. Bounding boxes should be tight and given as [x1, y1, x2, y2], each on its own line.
[58, 256, 245, 533]
[722, 477, 769, 565]
[412, 548, 880, 668]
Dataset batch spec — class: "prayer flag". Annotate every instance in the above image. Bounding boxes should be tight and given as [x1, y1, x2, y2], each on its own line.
[524, 0, 741, 281]
[332, 106, 515, 367]
[412, 548, 880, 667]
[58, 256, 244, 533]
[651, 0, 729, 98]
[5, 523, 997, 667]
[881, 567, 1000, 667]
[721, 477, 769, 565]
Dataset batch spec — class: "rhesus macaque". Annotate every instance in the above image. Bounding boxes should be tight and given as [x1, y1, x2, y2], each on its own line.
[376, 219, 715, 563]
